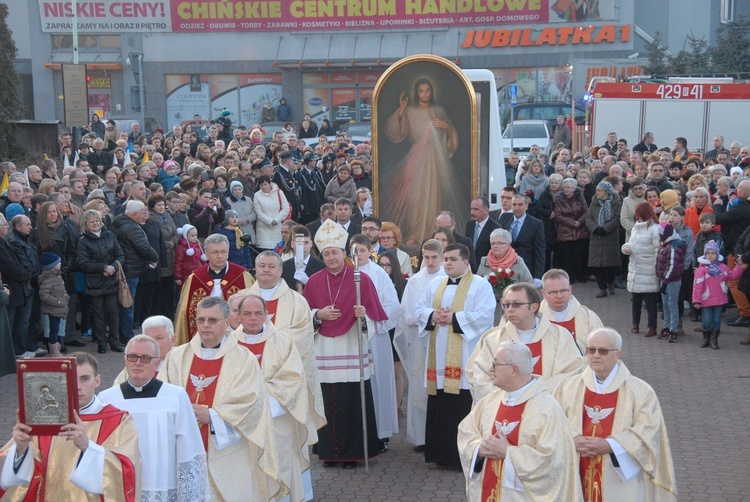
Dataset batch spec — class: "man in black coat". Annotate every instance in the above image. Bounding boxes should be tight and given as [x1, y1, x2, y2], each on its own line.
[273, 151, 300, 221]
[502, 194, 546, 282]
[110, 200, 158, 343]
[465, 197, 500, 268]
[8, 215, 41, 357]
[435, 211, 476, 272]
[296, 154, 326, 225]
[0, 214, 33, 357]
[715, 180, 750, 326]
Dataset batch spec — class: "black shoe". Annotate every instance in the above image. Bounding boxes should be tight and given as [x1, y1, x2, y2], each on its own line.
[342, 462, 357, 469]
[690, 311, 700, 322]
[110, 344, 124, 353]
[67, 340, 85, 347]
[323, 461, 337, 468]
[98, 344, 107, 354]
[728, 316, 750, 327]
[413, 445, 426, 453]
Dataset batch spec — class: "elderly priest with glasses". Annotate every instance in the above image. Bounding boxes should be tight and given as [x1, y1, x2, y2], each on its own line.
[99, 334, 210, 501]
[552, 328, 677, 501]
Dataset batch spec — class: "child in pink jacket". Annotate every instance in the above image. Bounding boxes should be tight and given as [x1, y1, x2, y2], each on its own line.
[174, 225, 207, 286]
[692, 240, 746, 350]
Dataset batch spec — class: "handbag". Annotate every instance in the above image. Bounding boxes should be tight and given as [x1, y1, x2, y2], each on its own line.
[116, 264, 133, 308]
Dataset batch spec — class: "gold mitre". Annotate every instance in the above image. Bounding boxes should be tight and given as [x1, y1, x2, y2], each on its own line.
[315, 219, 348, 252]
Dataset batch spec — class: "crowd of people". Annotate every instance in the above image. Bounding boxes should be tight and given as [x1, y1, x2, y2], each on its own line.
[1, 118, 745, 500]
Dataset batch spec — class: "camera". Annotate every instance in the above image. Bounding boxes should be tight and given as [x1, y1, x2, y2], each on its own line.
[240, 234, 253, 245]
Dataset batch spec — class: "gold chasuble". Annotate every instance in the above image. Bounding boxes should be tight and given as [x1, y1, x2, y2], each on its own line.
[175, 263, 255, 345]
[553, 362, 677, 501]
[458, 378, 582, 501]
[159, 334, 282, 502]
[427, 272, 473, 395]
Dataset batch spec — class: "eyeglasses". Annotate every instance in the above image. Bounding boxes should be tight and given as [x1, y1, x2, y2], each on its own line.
[362, 226, 379, 232]
[491, 361, 513, 368]
[500, 302, 534, 310]
[195, 317, 224, 325]
[379, 236, 394, 241]
[490, 241, 509, 246]
[543, 288, 570, 296]
[125, 354, 158, 363]
[585, 347, 619, 356]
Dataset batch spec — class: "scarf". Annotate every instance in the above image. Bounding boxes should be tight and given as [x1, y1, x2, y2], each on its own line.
[46, 218, 63, 231]
[232, 226, 243, 250]
[706, 260, 722, 276]
[597, 196, 615, 227]
[427, 271, 473, 395]
[486, 245, 519, 271]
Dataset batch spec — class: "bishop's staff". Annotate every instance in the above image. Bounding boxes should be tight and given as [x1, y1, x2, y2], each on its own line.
[351, 243, 370, 473]
[294, 233, 305, 294]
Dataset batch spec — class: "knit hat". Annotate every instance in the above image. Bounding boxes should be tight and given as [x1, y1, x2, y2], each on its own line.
[179, 224, 196, 241]
[597, 180, 615, 196]
[179, 179, 197, 192]
[201, 170, 214, 182]
[162, 160, 177, 171]
[87, 189, 105, 202]
[702, 240, 723, 261]
[225, 210, 238, 218]
[5, 203, 24, 220]
[730, 166, 743, 177]
[41, 252, 61, 270]
[230, 180, 243, 192]
[659, 189, 679, 211]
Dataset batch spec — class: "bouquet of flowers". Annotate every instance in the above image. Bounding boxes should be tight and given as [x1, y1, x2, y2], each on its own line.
[487, 268, 516, 300]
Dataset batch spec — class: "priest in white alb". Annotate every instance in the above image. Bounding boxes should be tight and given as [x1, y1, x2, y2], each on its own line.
[100, 334, 210, 501]
[393, 239, 446, 451]
[234, 294, 311, 502]
[553, 328, 677, 501]
[415, 243, 495, 469]
[351, 234, 401, 452]
[113, 315, 177, 385]
[458, 342, 582, 501]
[242, 251, 326, 446]
[539, 269, 603, 353]
[160, 296, 282, 501]
[468, 282, 584, 403]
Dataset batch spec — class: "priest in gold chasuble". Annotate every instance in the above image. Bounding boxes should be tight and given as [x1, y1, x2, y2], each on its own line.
[458, 342, 582, 502]
[553, 328, 677, 502]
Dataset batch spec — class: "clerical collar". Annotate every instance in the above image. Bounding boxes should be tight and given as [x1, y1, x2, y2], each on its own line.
[209, 262, 229, 279]
[515, 317, 539, 344]
[448, 270, 468, 285]
[550, 300, 572, 322]
[504, 377, 536, 406]
[593, 363, 619, 392]
[121, 378, 163, 399]
[258, 282, 280, 301]
[80, 397, 97, 412]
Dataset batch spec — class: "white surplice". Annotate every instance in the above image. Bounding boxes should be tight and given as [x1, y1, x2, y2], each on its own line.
[394, 266, 446, 446]
[359, 261, 401, 439]
[99, 381, 209, 502]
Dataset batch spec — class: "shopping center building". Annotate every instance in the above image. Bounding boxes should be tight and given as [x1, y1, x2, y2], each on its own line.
[10, 0, 746, 131]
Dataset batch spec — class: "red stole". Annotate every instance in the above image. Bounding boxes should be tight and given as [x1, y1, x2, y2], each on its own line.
[13, 406, 136, 502]
[551, 317, 578, 344]
[580, 388, 619, 502]
[238, 339, 267, 366]
[266, 299, 279, 324]
[481, 401, 527, 501]
[185, 356, 224, 450]
[184, 264, 250, 341]
[526, 340, 542, 375]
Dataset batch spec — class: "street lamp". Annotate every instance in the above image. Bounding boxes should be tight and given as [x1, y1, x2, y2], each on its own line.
[127, 53, 145, 131]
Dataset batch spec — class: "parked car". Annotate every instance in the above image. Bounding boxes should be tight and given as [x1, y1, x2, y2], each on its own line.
[501, 102, 585, 129]
[501, 120, 553, 159]
[339, 122, 371, 138]
[304, 136, 370, 151]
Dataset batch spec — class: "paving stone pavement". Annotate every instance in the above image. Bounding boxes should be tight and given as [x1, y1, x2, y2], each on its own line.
[1, 280, 749, 501]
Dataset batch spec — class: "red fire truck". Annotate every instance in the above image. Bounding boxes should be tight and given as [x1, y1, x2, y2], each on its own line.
[586, 78, 750, 155]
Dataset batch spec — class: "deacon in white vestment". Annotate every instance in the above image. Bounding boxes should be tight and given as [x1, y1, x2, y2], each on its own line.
[351, 234, 401, 444]
[113, 315, 176, 385]
[393, 239, 446, 448]
[100, 334, 210, 502]
[160, 297, 282, 502]
[243, 251, 327, 446]
[468, 283, 584, 403]
[458, 342, 582, 502]
[540, 269, 603, 353]
[414, 243, 495, 468]
[553, 328, 677, 501]
[233, 294, 311, 502]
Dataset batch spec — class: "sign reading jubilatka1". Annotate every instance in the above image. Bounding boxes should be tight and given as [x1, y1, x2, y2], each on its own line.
[40, 0, 617, 33]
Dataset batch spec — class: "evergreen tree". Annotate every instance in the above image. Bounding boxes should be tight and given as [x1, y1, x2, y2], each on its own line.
[643, 31, 670, 77]
[710, 17, 750, 73]
[0, 3, 22, 159]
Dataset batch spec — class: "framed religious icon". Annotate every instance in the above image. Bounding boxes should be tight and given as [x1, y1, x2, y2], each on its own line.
[17, 358, 78, 435]
[372, 54, 477, 245]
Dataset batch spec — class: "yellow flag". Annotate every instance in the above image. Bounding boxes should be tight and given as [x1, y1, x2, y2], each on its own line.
[0, 173, 8, 196]
[43, 153, 49, 160]
[140, 151, 149, 165]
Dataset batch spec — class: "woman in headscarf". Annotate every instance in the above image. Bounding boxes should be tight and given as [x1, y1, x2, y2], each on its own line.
[585, 180, 622, 298]
[536, 172, 563, 271]
[226, 180, 256, 244]
[555, 177, 590, 283]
